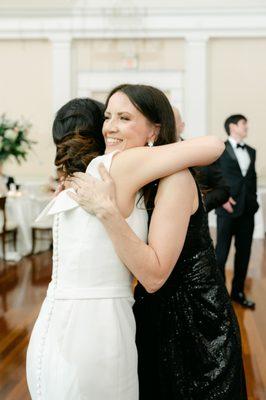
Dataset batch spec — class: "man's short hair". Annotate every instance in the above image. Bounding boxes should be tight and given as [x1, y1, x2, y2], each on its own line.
[224, 114, 247, 136]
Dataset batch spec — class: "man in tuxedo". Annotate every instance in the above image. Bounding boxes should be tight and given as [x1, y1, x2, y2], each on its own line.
[172, 107, 230, 212]
[215, 114, 259, 309]
[0, 163, 16, 193]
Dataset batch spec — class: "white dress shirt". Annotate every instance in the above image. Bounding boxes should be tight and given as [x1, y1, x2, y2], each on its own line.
[0, 175, 8, 195]
[228, 136, 250, 177]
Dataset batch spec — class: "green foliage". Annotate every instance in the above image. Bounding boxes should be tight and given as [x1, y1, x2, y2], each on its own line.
[0, 114, 35, 164]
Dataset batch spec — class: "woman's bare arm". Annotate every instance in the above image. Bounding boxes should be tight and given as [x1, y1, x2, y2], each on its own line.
[69, 135, 223, 218]
[68, 136, 222, 290]
[70, 167, 197, 293]
[110, 135, 224, 194]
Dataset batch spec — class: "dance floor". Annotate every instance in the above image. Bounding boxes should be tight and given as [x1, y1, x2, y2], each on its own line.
[0, 235, 265, 400]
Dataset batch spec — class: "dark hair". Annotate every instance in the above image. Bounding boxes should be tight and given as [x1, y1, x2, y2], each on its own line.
[53, 98, 105, 176]
[106, 84, 177, 209]
[224, 114, 247, 136]
[106, 84, 176, 146]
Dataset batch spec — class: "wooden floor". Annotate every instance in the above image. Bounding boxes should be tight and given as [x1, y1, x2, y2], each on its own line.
[0, 237, 266, 400]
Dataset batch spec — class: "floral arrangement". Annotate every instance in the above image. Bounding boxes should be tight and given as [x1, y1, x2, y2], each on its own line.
[0, 114, 35, 164]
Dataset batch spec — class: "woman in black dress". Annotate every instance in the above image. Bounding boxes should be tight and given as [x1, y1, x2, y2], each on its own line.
[69, 84, 247, 400]
[134, 182, 247, 399]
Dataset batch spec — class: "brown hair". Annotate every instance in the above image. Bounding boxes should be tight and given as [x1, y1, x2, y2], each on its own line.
[106, 84, 177, 209]
[55, 132, 104, 176]
[53, 98, 105, 177]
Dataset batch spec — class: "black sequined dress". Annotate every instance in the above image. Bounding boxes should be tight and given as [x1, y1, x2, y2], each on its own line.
[133, 184, 247, 400]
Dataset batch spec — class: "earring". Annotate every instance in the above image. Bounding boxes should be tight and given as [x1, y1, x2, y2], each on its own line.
[148, 141, 154, 147]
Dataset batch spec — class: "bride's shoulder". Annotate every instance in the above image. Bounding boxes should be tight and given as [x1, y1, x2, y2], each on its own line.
[86, 153, 106, 172]
[86, 151, 120, 176]
[35, 188, 78, 222]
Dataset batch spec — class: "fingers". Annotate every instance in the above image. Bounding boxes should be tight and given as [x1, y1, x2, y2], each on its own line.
[69, 173, 97, 185]
[222, 201, 233, 213]
[223, 198, 236, 214]
[66, 180, 81, 192]
[54, 182, 64, 196]
[64, 180, 72, 189]
[67, 191, 80, 203]
[66, 173, 89, 190]
[229, 197, 237, 205]
[66, 176, 90, 190]
[67, 176, 83, 186]
[98, 163, 112, 182]
[72, 172, 89, 181]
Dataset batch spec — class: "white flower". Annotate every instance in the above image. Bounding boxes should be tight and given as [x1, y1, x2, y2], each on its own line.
[17, 144, 27, 152]
[4, 128, 17, 141]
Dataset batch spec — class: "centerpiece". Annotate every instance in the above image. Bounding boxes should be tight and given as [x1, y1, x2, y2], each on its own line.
[0, 114, 35, 164]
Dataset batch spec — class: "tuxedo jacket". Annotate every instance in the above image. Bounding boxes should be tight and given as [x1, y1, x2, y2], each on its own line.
[197, 161, 230, 212]
[216, 140, 259, 218]
[6, 176, 15, 190]
[0, 175, 15, 190]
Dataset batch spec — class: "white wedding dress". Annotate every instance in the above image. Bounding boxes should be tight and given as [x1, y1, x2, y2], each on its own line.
[26, 151, 148, 400]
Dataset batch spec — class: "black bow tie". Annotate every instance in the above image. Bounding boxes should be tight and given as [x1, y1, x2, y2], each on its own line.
[236, 143, 246, 150]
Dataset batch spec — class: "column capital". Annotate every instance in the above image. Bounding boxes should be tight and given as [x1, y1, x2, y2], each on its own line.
[185, 33, 209, 44]
[48, 34, 72, 46]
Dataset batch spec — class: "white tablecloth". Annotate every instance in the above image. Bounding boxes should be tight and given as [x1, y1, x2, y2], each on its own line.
[3, 193, 53, 259]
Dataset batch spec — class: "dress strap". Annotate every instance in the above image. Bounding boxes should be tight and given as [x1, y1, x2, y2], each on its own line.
[86, 150, 120, 179]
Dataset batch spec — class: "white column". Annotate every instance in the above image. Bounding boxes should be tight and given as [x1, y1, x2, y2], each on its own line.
[184, 35, 208, 138]
[50, 36, 72, 113]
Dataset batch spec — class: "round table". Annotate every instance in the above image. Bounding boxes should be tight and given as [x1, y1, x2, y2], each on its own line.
[3, 192, 53, 260]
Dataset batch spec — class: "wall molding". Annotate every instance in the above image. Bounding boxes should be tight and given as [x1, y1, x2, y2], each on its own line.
[1, 8, 266, 39]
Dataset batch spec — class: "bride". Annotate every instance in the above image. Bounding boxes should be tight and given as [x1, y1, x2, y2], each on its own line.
[26, 88, 224, 399]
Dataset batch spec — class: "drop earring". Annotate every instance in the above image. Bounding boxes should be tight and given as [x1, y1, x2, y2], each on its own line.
[148, 141, 154, 147]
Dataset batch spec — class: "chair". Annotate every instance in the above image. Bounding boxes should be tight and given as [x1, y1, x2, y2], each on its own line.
[31, 221, 52, 254]
[0, 196, 18, 261]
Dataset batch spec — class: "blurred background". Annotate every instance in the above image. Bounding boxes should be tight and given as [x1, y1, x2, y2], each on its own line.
[1, 0, 266, 183]
[0, 1, 266, 399]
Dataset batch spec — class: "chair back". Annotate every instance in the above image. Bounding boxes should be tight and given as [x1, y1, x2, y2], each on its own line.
[0, 197, 7, 232]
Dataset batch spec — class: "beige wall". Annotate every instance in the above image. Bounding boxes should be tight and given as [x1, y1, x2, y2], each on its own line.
[72, 38, 185, 103]
[209, 38, 266, 184]
[0, 40, 54, 182]
[1, 37, 266, 185]
[73, 39, 185, 72]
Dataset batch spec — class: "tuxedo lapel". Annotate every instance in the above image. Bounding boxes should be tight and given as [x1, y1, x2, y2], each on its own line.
[225, 141, 236, 160]
[225, 141, 242, 174]
[245, 145, 254, 176]
[246, 146, 254, 163]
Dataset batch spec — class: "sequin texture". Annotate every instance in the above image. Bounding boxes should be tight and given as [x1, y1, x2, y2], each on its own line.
[134, 184, 247, 400]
